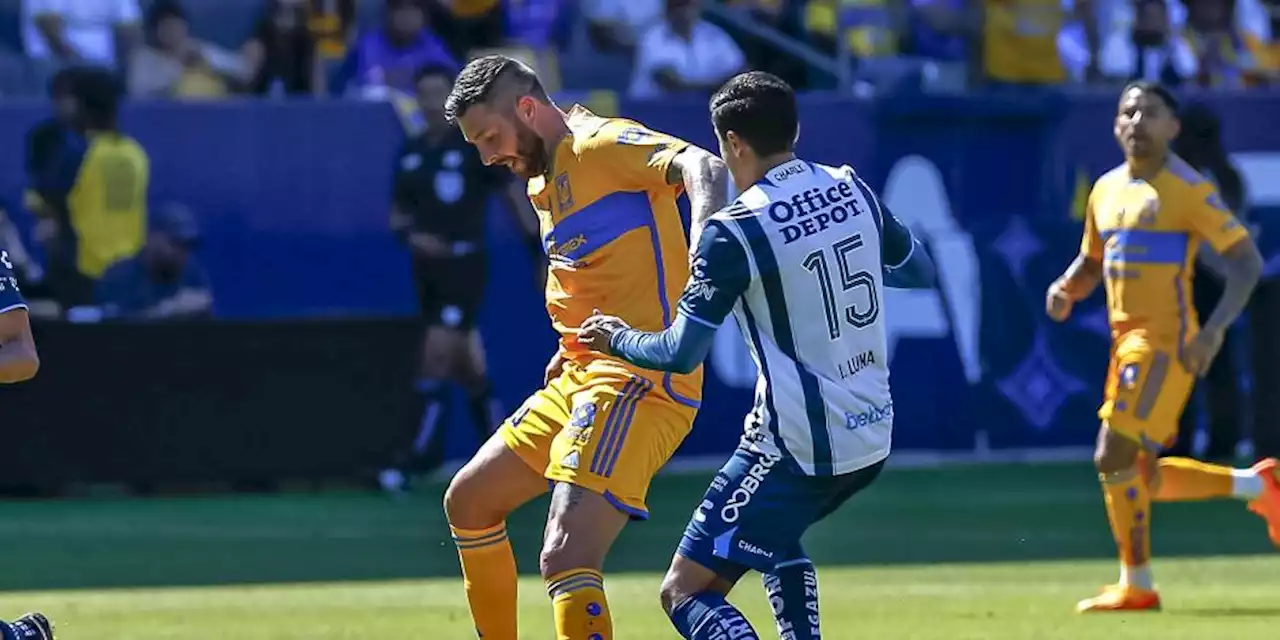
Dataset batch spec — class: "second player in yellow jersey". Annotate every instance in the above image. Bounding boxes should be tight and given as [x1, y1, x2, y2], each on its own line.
[1048, 81, 1280, 614]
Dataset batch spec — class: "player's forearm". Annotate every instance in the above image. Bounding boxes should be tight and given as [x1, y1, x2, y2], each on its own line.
[671, 150, 729, 246]
[1053, 255, 1103, 301]
[0, 322, 39, 383]
[1202, 239, 1262, 333]
[883, 239, 936, 289]
[608, 314, 716, 375]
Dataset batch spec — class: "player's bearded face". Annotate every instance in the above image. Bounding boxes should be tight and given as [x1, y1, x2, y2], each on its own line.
[510, 117, 549, 179]
[1114, 89, 1176, 159]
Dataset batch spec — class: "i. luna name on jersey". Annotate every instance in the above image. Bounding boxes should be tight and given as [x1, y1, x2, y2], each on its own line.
[767, 182, 863, 244]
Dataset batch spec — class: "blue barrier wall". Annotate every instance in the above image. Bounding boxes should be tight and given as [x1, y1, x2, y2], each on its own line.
[5, 91, 1279, 456]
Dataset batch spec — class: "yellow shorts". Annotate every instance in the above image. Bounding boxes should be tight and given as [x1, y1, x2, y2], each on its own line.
[499, 360, 698, 519]
[1097, 332, 1193, 449]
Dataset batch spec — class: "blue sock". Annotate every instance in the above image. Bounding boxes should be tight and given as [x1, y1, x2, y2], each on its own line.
[763, 558, 821, 639]
[669, 591, 760, 640]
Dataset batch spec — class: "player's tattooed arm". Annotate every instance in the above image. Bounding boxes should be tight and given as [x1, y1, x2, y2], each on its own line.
[667, 148, 729, 247]
[1201, 237, 1262, 335]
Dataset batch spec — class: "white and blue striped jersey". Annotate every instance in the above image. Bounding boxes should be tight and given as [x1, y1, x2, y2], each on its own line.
[0, 245, 26, 315]
[678, 159, 915, 476]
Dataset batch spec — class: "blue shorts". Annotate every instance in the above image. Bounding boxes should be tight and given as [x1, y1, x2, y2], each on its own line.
[677, 446, 885, 581]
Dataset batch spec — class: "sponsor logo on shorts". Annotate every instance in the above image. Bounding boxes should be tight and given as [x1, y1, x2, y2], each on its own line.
[719, 453, 781, 523]
[1121, 363, 1140, 389]
[844, 401, 893, 430]
[737, 540, 774, 560]
[560, 450, 580, 470]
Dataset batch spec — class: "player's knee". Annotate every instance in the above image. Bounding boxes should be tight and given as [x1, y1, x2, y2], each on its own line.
[1094, 436, 1139, 474]
[658, 568, 703, 616]
[538, 531, 580, 579]
[443, 464, 491, 527]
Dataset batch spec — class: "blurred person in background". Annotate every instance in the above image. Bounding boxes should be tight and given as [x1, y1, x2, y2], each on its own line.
[433, 0, 505, 56]
[24, 0, 140, 69]
[584, 0, 663, 53]
[1167, 102, 1248, 461]
[1099, 0, 1198, 86]
[1184, 0, 1258, 88]
[379, 64, 542, 492]
[629, 0, 746, 98]
[128, 0, 252, 99]
[805, 0, 899, 74]
[1242, 0, 1280, 82]
[722, 0, 810, 90]
[338, 0, 457, 96]
[31, 67, 149, 314]
[906, 0, 974, 74]
[503, 0, 572, 53]
[243, 0, 326, 97]
[981, 0, 1098, 87]
[307, 0, 359, 65]
[0, 243, 39, 383]
[96, 204, 212, 321]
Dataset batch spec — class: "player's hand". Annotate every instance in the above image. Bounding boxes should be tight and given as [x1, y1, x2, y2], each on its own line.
[407, 233, 452, 259]
[1045, 283, 1074, 322]
[1181, 326, 1225, 377]
[577, 309, 630, 355]
[544, 350, 566, 385]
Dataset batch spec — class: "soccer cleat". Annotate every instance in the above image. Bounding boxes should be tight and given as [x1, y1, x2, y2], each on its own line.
[8, 612, 55, 639]
[1246, 458, 1280, 548]
[1075, 585, 1161, 612]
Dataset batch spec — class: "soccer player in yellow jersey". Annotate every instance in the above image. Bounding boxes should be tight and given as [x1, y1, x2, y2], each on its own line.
[441, 55, 728, 639]
[1048, 81, 1280, 613]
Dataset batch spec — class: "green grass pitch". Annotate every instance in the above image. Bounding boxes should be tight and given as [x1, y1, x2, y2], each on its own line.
[0, 462, 1275, 638]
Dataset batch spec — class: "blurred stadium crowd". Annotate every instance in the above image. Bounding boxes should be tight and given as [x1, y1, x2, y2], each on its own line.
[0, 0, 1277, 100]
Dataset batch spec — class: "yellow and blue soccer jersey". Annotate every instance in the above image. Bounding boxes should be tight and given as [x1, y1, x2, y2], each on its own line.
[1083, 156, 1250, 446]
[1083, 156, 1249, 341]
[34, 132, 150, 279]
[498, 107, 702, 518]
[0, 245, 25, 314]
[528, 106, 703, 407]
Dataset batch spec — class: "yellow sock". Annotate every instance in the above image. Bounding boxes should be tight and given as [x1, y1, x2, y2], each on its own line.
[1100, 469, 1153, 588]
[1154, 457, 1235, 501]
[547, 568, 611, 640]
[451, 523, 518, 640]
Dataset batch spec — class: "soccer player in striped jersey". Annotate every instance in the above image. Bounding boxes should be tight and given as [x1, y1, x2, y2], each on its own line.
[579, 71, 936, 640]
[0, 245, 39, 383]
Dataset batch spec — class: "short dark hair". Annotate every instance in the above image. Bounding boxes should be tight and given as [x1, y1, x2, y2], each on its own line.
[1121, 80, 1179, 113]
[74, 66, 123, 129]
[415, 63, 456, 87]
[710, 71, 797, 157]
[444, 55, 548, 124]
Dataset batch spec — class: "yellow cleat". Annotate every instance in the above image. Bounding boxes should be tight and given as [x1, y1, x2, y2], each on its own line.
[1246, 458, 1280, 548]
[1076, 584, 1162, 612]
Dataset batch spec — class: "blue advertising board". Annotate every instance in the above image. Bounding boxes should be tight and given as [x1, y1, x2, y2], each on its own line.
[2, 90, 1278, 458]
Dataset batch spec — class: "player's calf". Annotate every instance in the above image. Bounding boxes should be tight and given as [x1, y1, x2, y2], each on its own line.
[661, 556, 760, 640]
[541, 483, 629, 640]
[3, 613, 54, 640]
[763, 558, 820, 640]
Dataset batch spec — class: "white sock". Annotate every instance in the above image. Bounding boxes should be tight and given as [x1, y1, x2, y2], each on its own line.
[1120, 564, 1154, 590]
[1231, 469, 1264, 500]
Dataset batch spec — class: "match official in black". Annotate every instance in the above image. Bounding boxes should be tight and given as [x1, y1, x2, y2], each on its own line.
[380, 64, 543, 492]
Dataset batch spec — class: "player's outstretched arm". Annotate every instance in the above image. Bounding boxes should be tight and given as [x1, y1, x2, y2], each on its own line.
[585, 312, 717, 375]
[0, 309, 39, 383]
[667, 148, 729, 247]
[879, 205, 935, 289]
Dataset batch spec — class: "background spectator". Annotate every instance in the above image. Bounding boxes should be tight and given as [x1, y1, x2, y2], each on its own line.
[724, 0, 810, 90]
[307, 0, 359, 64]
[584, 0, 664, 53]
[982, 0, 1095, 86]
[434, 0, 505, 56]
[1242, 0, 1280, 82]
[1184, 0, 1257, 88]
[1098, 0, 1198, 86]
[503, 0, 573, 53]
[338, 0, 457, 95]
[23, 0, 141, 69]
[243, 0, 325, 97]
[96, 204, 212, 321]
[30, 66, 149, 313]
[629, 0, 746, 98]
[128, 0, 251, 99]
